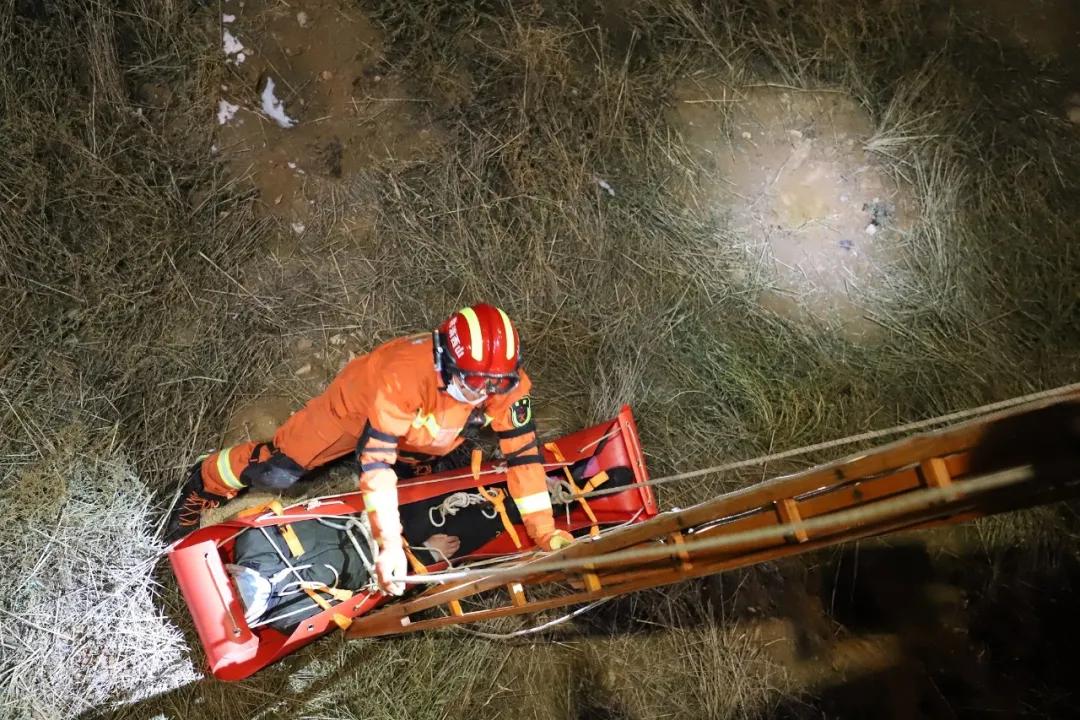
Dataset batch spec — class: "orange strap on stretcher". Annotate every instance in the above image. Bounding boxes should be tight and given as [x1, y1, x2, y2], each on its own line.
[544, 443, 605, 538]
[268, 501, 306, 557]
[472, 449, 522, 549]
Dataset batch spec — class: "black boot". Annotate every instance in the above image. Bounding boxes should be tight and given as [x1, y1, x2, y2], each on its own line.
[164, 460, 231, 543]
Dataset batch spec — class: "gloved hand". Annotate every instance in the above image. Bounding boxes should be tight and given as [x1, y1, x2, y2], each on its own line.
[537, 529, 574, 551]
[375, 544, 408, 596]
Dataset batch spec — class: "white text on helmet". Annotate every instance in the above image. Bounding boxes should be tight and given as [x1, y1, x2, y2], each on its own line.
[448, 319, 465, 360]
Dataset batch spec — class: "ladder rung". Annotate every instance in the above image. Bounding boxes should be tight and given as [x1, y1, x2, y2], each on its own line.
[921, 456, 960, 500]
[921, 457, 952, 488]
[582, 572, 602, 593]
[775, 498, 809, 543]
[668, 531, 693, 571]
[507, 582, 527, 607]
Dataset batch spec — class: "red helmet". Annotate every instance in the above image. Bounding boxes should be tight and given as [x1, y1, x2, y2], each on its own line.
[436, 303, 521, 395]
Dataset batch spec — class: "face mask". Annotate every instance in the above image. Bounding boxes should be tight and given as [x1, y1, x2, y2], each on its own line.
[446, 376, 485, 405]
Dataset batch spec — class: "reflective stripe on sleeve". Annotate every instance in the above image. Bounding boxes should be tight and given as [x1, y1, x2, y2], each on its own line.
[411, 411, 440, 438]
[362, 492, 383, 514]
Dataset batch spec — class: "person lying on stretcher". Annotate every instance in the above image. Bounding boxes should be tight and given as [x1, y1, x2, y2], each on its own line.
[227, 462, 636, 634]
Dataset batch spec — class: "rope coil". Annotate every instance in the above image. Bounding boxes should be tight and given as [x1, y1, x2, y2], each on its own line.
[428, 491, 499, 527]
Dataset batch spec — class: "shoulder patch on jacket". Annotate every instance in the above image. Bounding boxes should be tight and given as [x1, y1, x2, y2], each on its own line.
[510, 396, 533, 428]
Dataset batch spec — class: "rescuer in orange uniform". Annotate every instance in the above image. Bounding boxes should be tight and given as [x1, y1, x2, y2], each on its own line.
[164, 304, 573, 594]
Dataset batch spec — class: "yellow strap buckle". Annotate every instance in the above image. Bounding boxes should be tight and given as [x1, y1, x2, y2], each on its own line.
[302, 587, 352, 630]
[472, 449, 522, 549]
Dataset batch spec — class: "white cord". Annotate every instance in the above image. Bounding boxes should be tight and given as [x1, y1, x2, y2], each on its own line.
[455, 597, 613, 640]
[428, 491, 499, 527]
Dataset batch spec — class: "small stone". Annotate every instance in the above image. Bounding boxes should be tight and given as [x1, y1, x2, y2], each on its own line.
[788, 129, 803, 139]
[865, 223, 879, 236]
[296, 11, 309, 27]
[320, 70, 333, 81]
[330, 333, 346, 346]
[295, 363, 312, 376]
[740, 131, 752, 140]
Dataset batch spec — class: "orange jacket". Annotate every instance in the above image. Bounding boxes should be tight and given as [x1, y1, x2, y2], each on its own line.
[272, 333, 554, 551]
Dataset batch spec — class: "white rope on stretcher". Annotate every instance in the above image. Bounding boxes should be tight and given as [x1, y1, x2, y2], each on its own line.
[429, 491, 499, 527]
[277, 564, 340, 596]
[256, 526, 314, 591]
[246, 520, 378, 627]
[247, 519, 379, 629]
[317, 516, 379, 582]
[547, 478, 577, 506]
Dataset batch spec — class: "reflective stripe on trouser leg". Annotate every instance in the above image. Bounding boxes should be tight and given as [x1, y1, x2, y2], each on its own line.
[516, 490, 556, 543]
[215, 446, 248, 490]
[201, 443, 258, 497]
[514, 490, 552, 516]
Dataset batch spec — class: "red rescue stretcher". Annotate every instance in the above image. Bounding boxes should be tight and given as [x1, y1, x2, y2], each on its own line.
[168, 406, 657, 680]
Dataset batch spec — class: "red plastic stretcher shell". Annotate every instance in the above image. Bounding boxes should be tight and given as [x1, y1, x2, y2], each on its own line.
[168, 405, 656, 680]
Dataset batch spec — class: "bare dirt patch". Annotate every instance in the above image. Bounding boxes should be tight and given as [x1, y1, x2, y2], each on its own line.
[212, 0, 442, 228]
[672, 81, 915, 341]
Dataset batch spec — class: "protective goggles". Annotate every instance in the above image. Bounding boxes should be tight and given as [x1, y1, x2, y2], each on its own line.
[458, 370, 520, 395]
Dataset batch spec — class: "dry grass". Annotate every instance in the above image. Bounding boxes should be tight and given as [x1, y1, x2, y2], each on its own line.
[1, 0, 1078, 717]
[0, 429, 199, 718]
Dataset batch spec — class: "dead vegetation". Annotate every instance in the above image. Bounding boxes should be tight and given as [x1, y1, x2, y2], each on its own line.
[1, 0, 1078, 718]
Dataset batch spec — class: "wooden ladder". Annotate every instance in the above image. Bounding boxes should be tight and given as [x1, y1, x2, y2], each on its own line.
[346, 391, 1080, 639]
